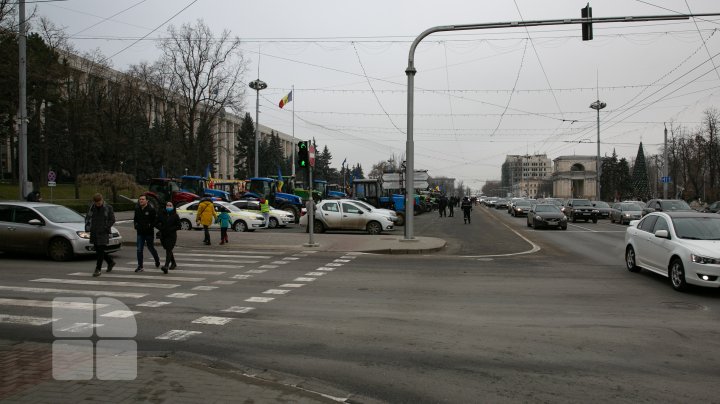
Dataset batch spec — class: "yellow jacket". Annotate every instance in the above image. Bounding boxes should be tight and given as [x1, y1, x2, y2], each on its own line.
[196, 200, 217, 226]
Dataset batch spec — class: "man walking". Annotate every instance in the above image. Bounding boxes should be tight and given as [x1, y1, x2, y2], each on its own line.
[85, 193, 116, 277]
[133, 195, 160, 272]
[461, 196, 473, 224]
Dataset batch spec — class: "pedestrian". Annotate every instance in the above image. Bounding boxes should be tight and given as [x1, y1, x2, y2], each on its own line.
[196, 197, 217, 245]
[260, 197, 270, 228]
[26, 190, 41, 202]
[133, 195, 161, 272]
[85, 193, 116, 277]
[448, 196, 455, 217]
[217, 208, 231, 245]
[461, 196, 473, 224]
[438, 195, 447, 218]
[156, 201, 180, 273]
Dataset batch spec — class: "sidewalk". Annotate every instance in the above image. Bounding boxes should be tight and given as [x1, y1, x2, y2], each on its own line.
[0, 339, 355, 403]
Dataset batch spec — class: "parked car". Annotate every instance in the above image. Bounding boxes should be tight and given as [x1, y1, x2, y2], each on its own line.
[641, 199, 693, 217]
[0, 201, 122, 261]
[526, 204, 568, 230]
[510, 199, 533, 217]
[303, 199, 394, 235]
[610, 202, 644, 225]
[348, 200, 399, 223]
[230, 200, 295, 228]
[562, 199, 599, 223]
[625, 212, 720, 291]
[702, 200, 720, 214]
[592, 201, 612, 219]
[176, 200, 264, 232]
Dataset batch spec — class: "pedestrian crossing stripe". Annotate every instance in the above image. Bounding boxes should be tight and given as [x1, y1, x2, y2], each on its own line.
[324, 263, 343, 267]
[294, 277, 315, 282]
[67, 272, 205, 282]
[316, 267, 335, 271]
[0, 298, 103, 310]
[159, 257, 247, 264]
[259, 265, 278, 269]
[245, 297, 274, 303]
[333, 259, 350, 263]
[0, 286, 147, 299]
[212, 280, 236, 285]
[279, 284, 305, 288]
[271, 261, 290, 265]
[305, 272, 326, 276]
[303, 251, 319, 253]
[56, 322, 103, 333]
[231, 275, 251, 280]
[263, 289, 290, 295]
[184, 249, 281, 256]
[0, 314, 56, 326]
[221, 306, 254, 313]
[31, 279, 179, 289]
[100, 310, 139, 318]
[166, 293, 197, 299]
[136, 301, 171, 308]
[191, 286, 218, 291]
[246, 269, 266, 274]
[175, 252, 272, 259]
[156, 330, 201, 341]
[283, 257, 300, 260]
[192, 316, 233, 325]
[112, 267, 226, 275]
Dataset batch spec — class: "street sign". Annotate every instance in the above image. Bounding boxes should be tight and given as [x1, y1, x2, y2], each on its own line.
[383, 180, 401, 189]
[309, 145, 316, 167]
[661, 176, 671, 183]
[414, 171, 429, 181]
[413, 180, 429, 189]
[382, 173, 401, 182]
[48, 181, 56, 187]
[47, 171, 56, 182]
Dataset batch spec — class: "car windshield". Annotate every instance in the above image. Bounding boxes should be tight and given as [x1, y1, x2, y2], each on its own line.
[349, 202, 371, 212]
[573, 200, 592, 206]
[534, 205, 560, 213]
[35, 205, 84, 223]
[515, 200, 531, 207]
[664, 200, 692, 210]
[594, 201, 610, 208]
[673, 217, 720, 240]
[620, 203, 641, 211]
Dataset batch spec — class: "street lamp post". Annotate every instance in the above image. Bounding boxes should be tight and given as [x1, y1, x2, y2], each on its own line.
[590, 100, 606, 200]
[249, 79, 267, 178]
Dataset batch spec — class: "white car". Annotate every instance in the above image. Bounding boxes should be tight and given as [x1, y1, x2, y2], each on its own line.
[176, 201, 264, 232]
[229, 200, 295, 228]
[348, 200, 398, 223]
[625, 212, 720, 291]
[301, 199, 394, 235]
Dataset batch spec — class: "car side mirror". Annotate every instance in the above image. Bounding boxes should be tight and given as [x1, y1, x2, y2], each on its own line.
[654, 229, 670, 239]
[28, 219, 43, 226]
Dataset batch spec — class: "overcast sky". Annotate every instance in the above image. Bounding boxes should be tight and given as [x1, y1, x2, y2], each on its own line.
[35, 0, 720, 191]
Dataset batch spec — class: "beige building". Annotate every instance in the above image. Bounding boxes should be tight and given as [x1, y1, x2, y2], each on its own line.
[551, 155, 598, 199]
[501, 154, 553, 198]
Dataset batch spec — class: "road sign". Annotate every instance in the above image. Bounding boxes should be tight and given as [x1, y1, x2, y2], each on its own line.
[414, 171, 429, 181]
[309, 145, 316, 167]
[48, 181, 56, 187]
[661, 176, 671, 183]
[382, 173, 401, 182]
[377, 180, 429, 190]
[48, 171, 56, 182]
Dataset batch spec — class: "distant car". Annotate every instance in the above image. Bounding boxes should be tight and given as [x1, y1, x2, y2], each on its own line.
[0, 201, 122, 261]
[592, 201, 612, 219]
[625, 212, 720, 291]
[562, 199, 599, 223]
[302, 199, 394, 235]
[641, 199, 693, 217]
[230, 200, 294, 228]
[526, 204, 567, 230]
[610, 202, 644, 225]
[702, 201, 720, 214]
[495, 199, 509, 209]
[176, 200, 264, 232]
[510, 199, 533, 217]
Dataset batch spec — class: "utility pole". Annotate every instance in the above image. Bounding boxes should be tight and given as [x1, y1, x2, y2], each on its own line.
[663, 124, 668, 199]
[18, 0, 29, 199]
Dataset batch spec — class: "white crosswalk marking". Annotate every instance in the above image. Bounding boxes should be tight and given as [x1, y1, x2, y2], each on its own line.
[303, 251, 319, 254]
[316, 267, 335, 271]
[175, 252, 271, 259]
[263, 289, 290, 295]
[100, 310, 139, 318]
[156, 330, 201, 341]
[340, 256, 357, 259]
[166, 293, 196, 299]
[333, 259, 350, 263]
[212, 280, 236, 285]
[192, 316, 233, 325]
[184, 249, 280, 256]
[279, 284, 305, 288]
[231, 275, 252, 280]
[160, 257, 254, 264]
[324, 263, 343, 267]
[221, 306, 254, 314]
[305, 272, 326, 276]
[271, 261, 290, 265]
[0, 298, 102, 310]
[56, 323, 103, 333]
[0, 314, 55, 326]
[67, 272, 205, 282]
[0, 286, 146, 299]
[246, 269, 266, 274]
[245, 297, 274, 303]
[31, 278, 179, 289]
[259, 265, 278, 269]
[292, 254, 307, 257]
[294, 277, 316, 282]
[166, 263, 243, 269]
[137, 301, 171, 308]
[113, 267, 225, 275]
[191, 286, 218, 291]
[283, 257, 300, 261]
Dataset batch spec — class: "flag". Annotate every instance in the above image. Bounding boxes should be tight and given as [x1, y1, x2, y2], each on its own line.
[159, 165, 166, 178]
[277, 166, 284, 192]
[279, 90, 293, 108]
[342, 158, 346, 167]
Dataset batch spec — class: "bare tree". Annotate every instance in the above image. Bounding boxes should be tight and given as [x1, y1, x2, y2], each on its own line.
[157, 19, 247, 174]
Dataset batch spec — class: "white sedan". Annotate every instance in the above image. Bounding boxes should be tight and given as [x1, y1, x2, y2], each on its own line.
[230, 200, 295, 228]
[624, 212, 720, 291]
[301, 199, 394, 235]
[176, 201, 265, 232]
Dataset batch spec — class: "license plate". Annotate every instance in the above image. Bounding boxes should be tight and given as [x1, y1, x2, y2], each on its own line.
[109, 238, 121, 245]
[547, 222, 558, 226]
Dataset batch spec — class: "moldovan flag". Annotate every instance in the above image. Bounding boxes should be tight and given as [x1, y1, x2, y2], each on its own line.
[279, 90, 293, 108]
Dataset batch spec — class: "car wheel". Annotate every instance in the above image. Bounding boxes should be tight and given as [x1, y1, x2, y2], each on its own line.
[268, 217, 279, 229]
[180, 219, 193, 231]
[395, 212, 405, 227]
[48, 237, 73, 261]
[233, 220, 248, 232]
[592, 218, 598, 224]
[366, 221, 382, 235]
[610, 217, 615, 224]
[313, 219, 325, 233]
[625, 246, 640, 272]
[669, 258, 688, 292]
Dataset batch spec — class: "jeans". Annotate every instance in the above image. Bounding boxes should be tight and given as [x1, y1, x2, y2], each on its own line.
[262, 212, 270, 228]
[136, 233, 159, 268]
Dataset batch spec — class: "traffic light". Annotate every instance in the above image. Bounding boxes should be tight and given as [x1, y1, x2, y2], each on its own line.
[298, 141, 309, 168]
[581, 3, 593, 41]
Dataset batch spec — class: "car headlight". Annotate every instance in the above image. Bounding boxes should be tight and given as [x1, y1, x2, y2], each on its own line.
[624, 213, 631, 217]
[516, 208, 522, 212]
[535, 215, 542, 220]
[77, 231, 90, 239]
[691, 254, 719, 264]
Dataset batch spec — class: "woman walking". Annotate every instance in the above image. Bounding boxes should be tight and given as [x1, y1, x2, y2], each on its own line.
[86, 193, 116, 277]
[195, 197, 217, 245]
[156, 201, 180, 273]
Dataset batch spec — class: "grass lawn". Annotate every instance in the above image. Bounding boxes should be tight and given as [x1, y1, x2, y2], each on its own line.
[0, 183, 140, 212]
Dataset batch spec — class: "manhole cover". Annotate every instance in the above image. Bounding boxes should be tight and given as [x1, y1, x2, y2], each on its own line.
[661, 302, 706, 311]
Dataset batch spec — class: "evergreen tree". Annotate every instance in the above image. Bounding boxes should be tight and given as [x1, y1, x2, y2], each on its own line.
[632, 142, 651, 201]
[235, 113, 254, 178]
[617, 158, 633, 200]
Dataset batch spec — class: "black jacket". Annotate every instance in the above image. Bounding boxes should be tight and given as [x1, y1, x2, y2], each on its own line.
[134, 204, 157, 235]
[461, 200, 472, 212]
[85, 203, 115, 245]
[156, 209, 181, 239]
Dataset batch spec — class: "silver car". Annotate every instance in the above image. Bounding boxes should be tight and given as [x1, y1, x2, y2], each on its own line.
[309, 199, 394, 235]
[0, 201, 122, 261]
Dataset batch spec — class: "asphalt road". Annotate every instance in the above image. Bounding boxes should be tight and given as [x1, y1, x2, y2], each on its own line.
[1, 207, 719, 403]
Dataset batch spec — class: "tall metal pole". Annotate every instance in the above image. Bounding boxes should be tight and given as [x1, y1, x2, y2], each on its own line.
[663, 124, 668, 199]
[254, 89, 259, 177]
[291, 85, 295, 178]
[18, 0, 28, 199]
[596, 107, 601, 200]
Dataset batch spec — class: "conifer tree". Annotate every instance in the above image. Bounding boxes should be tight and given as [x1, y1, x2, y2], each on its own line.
[632, 142, 651, 200]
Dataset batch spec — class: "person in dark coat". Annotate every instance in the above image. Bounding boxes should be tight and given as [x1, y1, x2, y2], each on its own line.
[438, 195, 447, 218]
[133, 195, 161, 272]
[448, 196, 456, 217]
[155, 201, 180, 273]
[85, 193, 116, 277]
[461, 196, 473, 224]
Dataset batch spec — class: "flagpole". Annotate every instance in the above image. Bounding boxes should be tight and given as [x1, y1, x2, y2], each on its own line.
[291, 85, 295, 178]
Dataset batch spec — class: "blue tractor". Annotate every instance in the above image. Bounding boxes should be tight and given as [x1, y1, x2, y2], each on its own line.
[180, 175, 231, 201]
[243, 177, 304, 223]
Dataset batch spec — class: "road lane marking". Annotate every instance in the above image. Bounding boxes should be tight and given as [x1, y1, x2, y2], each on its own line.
[324, 263, 343, 267]
[156, 330, 201, 341]
[113, 267, 226, 275]
[0, 285, 146, 299]
[259, 265, 278, 269]
[333, 259, 350, 263]
[137, 301, 171, 307]
[263, 289, 290, 295]
[67, 272, 205, 282]
[156, 257, 247, 264]
[294, 277, 316, 282]
[175, 252, 270, 259]
[100, 310, 139, 318]
[280, 284, 305, 288]
[271, 261, 290, 265]
[31, 279, 179, 289]
[191, 286, 218, 291]
[283, 257, 300, 260]
[340, 255, 357, 259]
[305, 272, 326, 276]
[192, 316, 233, 325]
[57, 323, 103, 333]
[245, 297, 274, 303]
[316, 267, 335, 271]
[0, 314, 55, 326]
[184, 249, 280, 255]
[0, 298, 103, 310]
[303, 251, 318, 253]
[222, 307, 254, 314]
[166, 293, 197, 298]
[246, 269, 267, 274]
[231, 275, 252, 280]
[212, 280, 236, 285]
